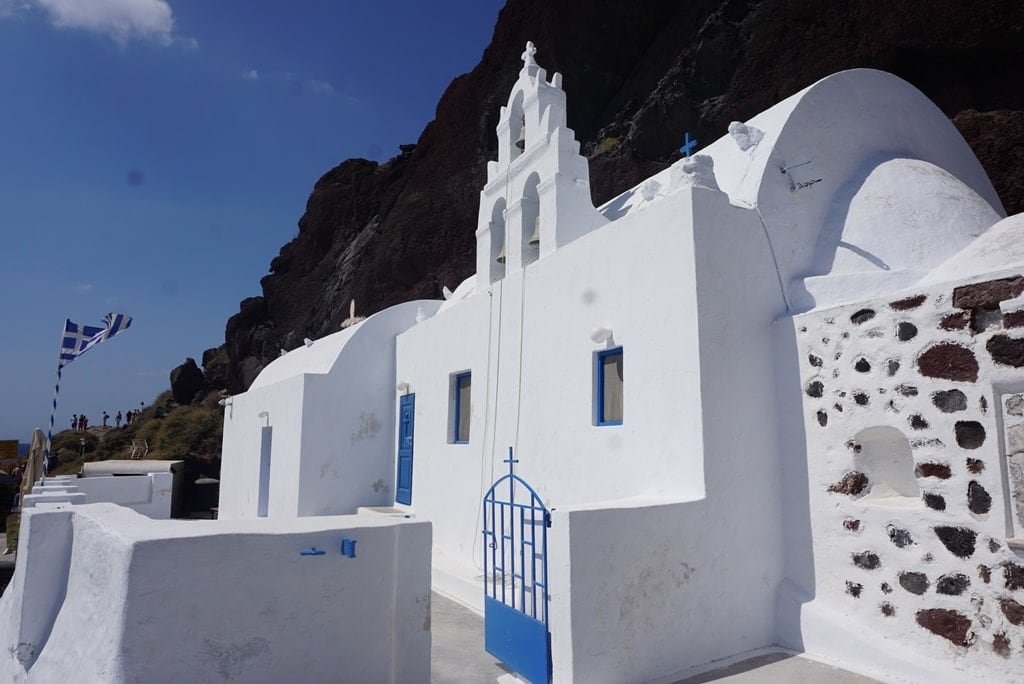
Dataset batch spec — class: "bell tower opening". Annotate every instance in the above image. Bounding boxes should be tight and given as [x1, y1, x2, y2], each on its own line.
[521, 173, 540, 266]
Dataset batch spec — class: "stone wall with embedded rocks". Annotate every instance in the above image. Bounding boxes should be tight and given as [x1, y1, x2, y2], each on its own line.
[796, 269, 1024, 679]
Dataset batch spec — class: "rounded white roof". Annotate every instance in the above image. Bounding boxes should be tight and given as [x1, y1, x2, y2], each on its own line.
[828, 157, 999, 274]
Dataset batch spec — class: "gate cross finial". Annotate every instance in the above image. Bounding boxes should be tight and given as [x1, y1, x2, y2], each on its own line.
[503, 446, 519, 476]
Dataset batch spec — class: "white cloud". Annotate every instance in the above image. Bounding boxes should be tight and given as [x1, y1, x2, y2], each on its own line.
[74, 283, 94, 292]
[30, 0, 188, 46]
[308, 79, 334, 95]
[242, 68, 259, 81]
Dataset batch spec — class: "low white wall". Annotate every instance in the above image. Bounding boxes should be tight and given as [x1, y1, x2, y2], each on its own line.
[22, 473, 175, 519]
[0, 504, 432, 683]
[548, 498, 777, 684]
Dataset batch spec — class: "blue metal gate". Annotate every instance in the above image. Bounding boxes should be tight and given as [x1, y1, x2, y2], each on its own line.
[482, 448, 550, 683]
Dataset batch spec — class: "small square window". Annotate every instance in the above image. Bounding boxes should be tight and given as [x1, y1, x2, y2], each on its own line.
[452, 371, 471, 443]
[596, 348, 623, 425]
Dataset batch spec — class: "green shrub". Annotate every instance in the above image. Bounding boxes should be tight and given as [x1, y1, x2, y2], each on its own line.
[148, 406, 222, 459]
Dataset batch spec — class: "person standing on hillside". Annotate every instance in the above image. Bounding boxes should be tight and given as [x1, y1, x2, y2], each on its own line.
[115, 411, 122, 428]
[71, 414, 78, 431]
[102, 411, 109, 427]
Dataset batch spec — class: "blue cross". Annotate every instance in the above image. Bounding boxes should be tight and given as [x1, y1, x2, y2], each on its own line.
[504, 446, 519, 476]
[680, 132, 698, 157]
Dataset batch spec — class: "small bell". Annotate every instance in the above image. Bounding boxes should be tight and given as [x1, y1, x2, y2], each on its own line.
[514, 127, 526, 150]
[496, 244, 507, 264]
[527, 216, 541, 246]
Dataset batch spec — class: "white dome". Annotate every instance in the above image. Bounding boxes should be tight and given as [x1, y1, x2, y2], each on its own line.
[828, 157, 1000, 275]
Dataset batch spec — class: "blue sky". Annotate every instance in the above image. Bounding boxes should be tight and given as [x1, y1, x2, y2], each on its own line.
[0, 0, 504, 442]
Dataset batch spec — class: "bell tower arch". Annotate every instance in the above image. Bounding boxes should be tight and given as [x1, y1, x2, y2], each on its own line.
[475, 41, 607, 289]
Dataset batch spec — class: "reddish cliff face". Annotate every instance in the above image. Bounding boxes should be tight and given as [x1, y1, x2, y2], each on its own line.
[207, 0, 1024, 394]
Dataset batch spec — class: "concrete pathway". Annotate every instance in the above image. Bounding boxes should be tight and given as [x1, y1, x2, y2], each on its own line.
[672, 651, 882, 683]
[430, 591, 881, 684]
[431, 592, 510, 683]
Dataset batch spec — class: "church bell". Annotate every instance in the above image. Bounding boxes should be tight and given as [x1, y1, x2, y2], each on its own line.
[496, 244, 507, 263]
[528, 216, 541, 245]
[514, 126, 526, 150]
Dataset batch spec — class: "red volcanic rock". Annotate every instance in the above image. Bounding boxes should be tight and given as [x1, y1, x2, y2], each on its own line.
[211, 0, 1024, 393]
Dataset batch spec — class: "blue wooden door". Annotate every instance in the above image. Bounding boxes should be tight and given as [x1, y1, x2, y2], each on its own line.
[395, 393, 415, 505]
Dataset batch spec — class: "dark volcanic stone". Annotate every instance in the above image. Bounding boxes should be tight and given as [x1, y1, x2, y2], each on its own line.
[852, 551, 881, 570]
[851, 309, 876, 325]
[881, 602, 896, 617]
[993, 632, 1011, 658]
[854, 358, 871, 372]
[806, 380, 824, 398]
[853, 392, 869, 406]
[936, 573, 971, 595]
[939, 311, 971, 330]
[924, 493, 947, 510]
[1006, 310, 1024, 328]
[915, 462, 952, 479]
[897, 384, 918, 396]
[808, 353, 823, 367]
[169, 357, 206, 405]
[955, 421, 986, 449]
[979, 565, 991, 583]
[897, 321, 918, 341]
[909, 414, 929, 430]
[967, 457, 985, 474]
[916, 609, 973, 647]
[987, 335, 1024, 367]
[846, 581, 863, 597]
[843, 519, 861, 532]
[881, 582, 892, 594]
[935, 526, 977, 558]
[210, 1, 1024, 395]
[829, 472, 868, 496]
[890, 294, 926, 311]
[816, 410, 828, 426]
[900, 571, 929, 595]
[968, 480, 992, 514]
[886, 359, 901, 376]
[918, 344, 979, 382]
[953, 275, 1024, 309]
[887, 525, 915, 548]
[1004, 562, 1024, 590]
[932, 389, 968, 413]
[999, 597, 1024, 625]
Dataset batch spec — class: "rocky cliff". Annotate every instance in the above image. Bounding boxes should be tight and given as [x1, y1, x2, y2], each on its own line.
[173, 0, 1024, 398]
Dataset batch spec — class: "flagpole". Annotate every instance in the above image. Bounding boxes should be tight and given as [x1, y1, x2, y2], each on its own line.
[43, 320, 69, 485]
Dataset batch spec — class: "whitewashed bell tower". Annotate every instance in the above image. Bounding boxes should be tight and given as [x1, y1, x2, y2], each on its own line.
[476, 41, 607, 288]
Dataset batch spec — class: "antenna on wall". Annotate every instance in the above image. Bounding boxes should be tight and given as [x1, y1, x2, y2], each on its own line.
[780, 160, 822, 192]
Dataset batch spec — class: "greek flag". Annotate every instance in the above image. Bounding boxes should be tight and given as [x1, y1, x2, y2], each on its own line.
[59, 313, 133, 368]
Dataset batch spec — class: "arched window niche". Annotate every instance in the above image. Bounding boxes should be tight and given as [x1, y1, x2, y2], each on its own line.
[508, 90, 526, 162]
[521, 173, 541, 267]
[852, 425, 921, 506]
[489, 199, 507, 284]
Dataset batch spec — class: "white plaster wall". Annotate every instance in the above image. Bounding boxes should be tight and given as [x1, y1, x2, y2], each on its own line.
[22, 473, 175, 518]
[398, 188, 709, 584]
[72, 472, 175, 518]
[549, 499, 779, 684]
[219, 300, 441, 520]
[545, 186, 789, 683]
[0, 504, 432, 683]
[218, 375, 305, 519]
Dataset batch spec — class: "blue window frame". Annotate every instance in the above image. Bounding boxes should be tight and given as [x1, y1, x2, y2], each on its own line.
[596, 347, 623, 426]
[453, 371, 471, 443]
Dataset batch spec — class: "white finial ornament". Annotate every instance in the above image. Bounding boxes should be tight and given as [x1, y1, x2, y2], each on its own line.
[521, 41, 537, 68]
